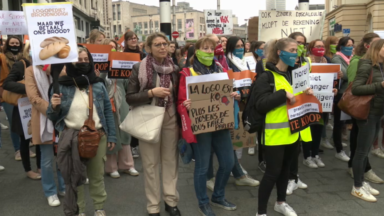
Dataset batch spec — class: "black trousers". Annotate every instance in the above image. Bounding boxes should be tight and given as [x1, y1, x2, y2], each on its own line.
[257, 130, 264, 163]
[258, 141, 299, 214]
[349, 118, 371, 172]
[302, 124, 323, 159]
[332, 94, 345, 153]
[20, 136, 41, 172]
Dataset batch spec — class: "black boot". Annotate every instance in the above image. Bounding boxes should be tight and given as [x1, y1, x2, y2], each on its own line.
[149, 214, 160, 216]
[165, 202, 181, 216]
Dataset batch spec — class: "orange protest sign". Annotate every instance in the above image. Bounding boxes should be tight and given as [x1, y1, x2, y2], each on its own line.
[311, 63, 341, 88]
[227, 69, 256, 99]
[109, 52, 141, 79]
[117, 35, 125, 48]
[80, 44, 112, 73]
[23, 35, 29, 44]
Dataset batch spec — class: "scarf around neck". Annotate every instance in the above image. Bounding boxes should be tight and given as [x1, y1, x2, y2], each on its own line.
[336, 51, 352, 65]
[309, 54, 327, 63]
[4, 51, 23, 69]
[227, 53, 248, 71]
[192, 56, 222, 75]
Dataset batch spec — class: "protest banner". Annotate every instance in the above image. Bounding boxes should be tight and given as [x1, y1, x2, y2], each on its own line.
[18, 97, 32, 140]
[227, 69, 255, 99]
[204, 10, 233, 35]
[231, 112, 256, 150]
[244, 52, 257, 72]
[188, 79, 234, 134]
[287, 93, 322, 133]
[309, 73, 334, 93]
[311, 63, 341, 88]
[23, 2, 78, 66]
[117, 35, 125, 48]
[258, 10, 325, 42]
[81, 44, 112, 73]
[109, 52, 140, 78]
[314, 92, 334, 112]
[186, 73, 229, 98]
[0, 11, 28, 35]
[292, 64, 310, 94]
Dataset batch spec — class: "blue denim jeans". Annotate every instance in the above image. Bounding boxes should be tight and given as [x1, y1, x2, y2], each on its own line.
[3, 102, 20, 151]
[192, 129, 234, 206]
[207, 150, 244, 180]
[40, 144, 65, 197]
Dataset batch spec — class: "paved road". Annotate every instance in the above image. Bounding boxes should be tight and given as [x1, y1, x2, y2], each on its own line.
[1, 110, 384, 216]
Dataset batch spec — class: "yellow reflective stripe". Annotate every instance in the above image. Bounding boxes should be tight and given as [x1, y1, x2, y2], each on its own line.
[23, 2, 73, 6]
[265, 122, 290, 129]
[190, 67, 199, 76]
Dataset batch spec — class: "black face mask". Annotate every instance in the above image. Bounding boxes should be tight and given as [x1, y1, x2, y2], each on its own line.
[7, 45, 21, 55]
[75, 63, 91, 75]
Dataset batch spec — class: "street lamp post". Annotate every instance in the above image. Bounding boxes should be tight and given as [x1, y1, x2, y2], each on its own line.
[184, 9, 187, 40]
[245, 19, 248, 42]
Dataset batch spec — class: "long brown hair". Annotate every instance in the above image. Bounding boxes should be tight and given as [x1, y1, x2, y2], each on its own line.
[324, 36, 339, 58]
[251, 41, 265, 60]
[88, 29, 105, 44]
[355, 33, 380, 57]
[3, 36, 23, 55]
[362, 39, 384, 67]
[190, 36, 216, 66]
[267, 38, 297, 64]
[124, 31, 139, 51]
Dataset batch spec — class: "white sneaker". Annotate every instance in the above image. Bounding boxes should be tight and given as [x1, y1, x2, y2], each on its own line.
[364, 170, 384, 184]
[372, 148, 384, 159]
[47, 194, 61, 207]
[240, 164, 248, 175]
[363, 182, 380, 196]
[110, 171, 120, 178]
[235, 175, 260, 186]
[342, 142, 348, 147]
[351, 186, 377, 202]
[321, 139, 334, 149]
[335, 150, 350, 162]
[0, 165, 4, 171]
[256, 214, 267, 216]
[127, 168, 139, 176]
[94, 210, 106, 216]
[207, 177, 215, 192]
[0, 123, 8, 129]
[78, 214, 86, 216]
[248, 147, 255, 155]
[326, 123, 333, 130]
[303, 157, 318, 169]
[286, 180, 298, 195]
[313, 156, 325, 167]
[297, 178, 308, 189]
[85, 178, 89, 185]
[274, 202, 297, 216]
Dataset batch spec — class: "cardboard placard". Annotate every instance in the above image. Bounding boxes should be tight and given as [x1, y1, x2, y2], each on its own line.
[258, 10, 325, 42]
[186, 73, 229, 99]
[231, 112, 256, 150]
[311, 63, 341, 88]
[0, 10, 28, 35]
[109, 52, 140, 79]
[227, 69, 255, 99]
[292, 64, 310, 94]
[80, 44, 112, 73]
[23, 2, 78, 66]
[188, 79, 234, 134]
[18, 97, 32, 140]
[117, 35, 125, 48]
[287, 93, 322, 133]
[204, 10, 233, 35]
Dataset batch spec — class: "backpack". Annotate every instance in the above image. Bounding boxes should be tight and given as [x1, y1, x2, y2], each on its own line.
[242, 71, 274, 133]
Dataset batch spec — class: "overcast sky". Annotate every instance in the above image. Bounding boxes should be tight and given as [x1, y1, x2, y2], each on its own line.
[113, 0, 325, 25]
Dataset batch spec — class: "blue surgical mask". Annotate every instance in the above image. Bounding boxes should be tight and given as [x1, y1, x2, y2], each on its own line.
[279, 50, 298, 67]
[255, 49, 264, 57]
[341, 46, 353, 57]
[233, 48, 244, 59]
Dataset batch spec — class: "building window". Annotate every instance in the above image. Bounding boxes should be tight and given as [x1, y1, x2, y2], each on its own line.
[77, 37, 82, 43]
[144, 22, 148, 29]
[133, 22, 137, 28]
[75, 16, 81, 30]
[118, 12, 121, 20]
[81, 20, 84, 31]
[155, 21, 159, 28]
[119, 25, 122, 34]
[200, 25, 202, 31]
[112, 5, 115, 12]
[79, 0, 82, 5]
[113, 12, 116, 20]
[144, 30, 148, 35]
[84, 0, 86, 8]
[113, 25, 116, 35]
[150, 21, 153, 28]
[133, 8, 147, 14]
[117, 4, 120, 12]
[138, 22, 142, 28]
[177, 19, 182, 30]
[200, 17, 204, 23]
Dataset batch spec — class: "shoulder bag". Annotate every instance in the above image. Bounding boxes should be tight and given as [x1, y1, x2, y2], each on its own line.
[78, 85, 102, 159]
[338, 70, 374, 120]
[2, 60, 27, 106]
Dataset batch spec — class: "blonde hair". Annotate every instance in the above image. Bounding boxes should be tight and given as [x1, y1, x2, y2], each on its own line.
[23, 41, 31, 62]
[88, 29, 105, 44]
[194, 36, 216, 50]
[101, 38, 118, 48]
[362, 39, 384, 66]
[267, 38, 297, 64]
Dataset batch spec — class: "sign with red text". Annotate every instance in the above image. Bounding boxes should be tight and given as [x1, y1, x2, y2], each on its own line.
[109, 52, 140, 79]
[188, 79, 234, 134]
[287, 93, 322, 133]
[0, 11, 28, 35]
[81, 44, 112, 73]
[204, 10, 233, 35]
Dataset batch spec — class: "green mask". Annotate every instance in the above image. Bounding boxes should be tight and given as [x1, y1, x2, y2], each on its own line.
[196, 50, 214, 66]
[297, 44, 305, 57]
[330, 45, 337, 54]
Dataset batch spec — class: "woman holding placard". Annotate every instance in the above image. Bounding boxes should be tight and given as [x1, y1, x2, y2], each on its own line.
[126, 32, 181, 216]
[331, 36, 354, 162]
[178, 36, 238, 216]
[346, 33, 383, 184]
[3, 41, 42, 180]
[100, 38, 139, 179]
[254, 38, 313, 216]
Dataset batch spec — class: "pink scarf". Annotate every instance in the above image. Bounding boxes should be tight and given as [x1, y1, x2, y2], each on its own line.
[336, 51, 352, 65]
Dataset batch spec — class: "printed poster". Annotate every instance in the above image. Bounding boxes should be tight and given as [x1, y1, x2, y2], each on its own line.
[258, 10, 325, 42]
[18, 97, 32, 140]
[244, 52, 257, 72]
[109, 52, 140, 79]
[227, 69, 256, 100]
[23, 2, 78, 66]
[292, 64, 310, 94]
[311, 63, 341, 88]
[286, 93, 323, 133]
[231, 112, 256, 150]
[0, 11, 28, 35]
[309, 73, 334, 112]
[81, 44, 112, 73]
[188, 79, 234, 134]
[204, 10, 233, 35]
[186, 19, 194, 39]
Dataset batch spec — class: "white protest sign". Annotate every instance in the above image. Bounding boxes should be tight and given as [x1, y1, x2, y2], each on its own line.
[23, 2, 78, 66]
[18, 97, 32, 140]
[244, 54, 257, 72]
[309, 73, 334, 93]
[258, 10, 325, 42]
[292, 64, 309, 94]
[204, 10, 233, 35]
[0, 11, 28, 35]
[314, 92, 334, 112]
[374, 31, 384, 39]
[186, 73, 229, 99]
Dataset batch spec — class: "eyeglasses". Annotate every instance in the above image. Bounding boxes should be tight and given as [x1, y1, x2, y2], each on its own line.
[153, 43, 169, 48]
[128, 37, 138, 41]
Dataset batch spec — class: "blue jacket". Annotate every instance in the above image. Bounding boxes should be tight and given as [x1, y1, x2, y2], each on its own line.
[46, 82, 117, 143]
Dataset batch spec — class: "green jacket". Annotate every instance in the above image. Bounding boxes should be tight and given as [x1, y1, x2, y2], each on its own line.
[347, 55, 362, 84]
[331, 54, 349, 94]
[352, 59, 384, 117]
